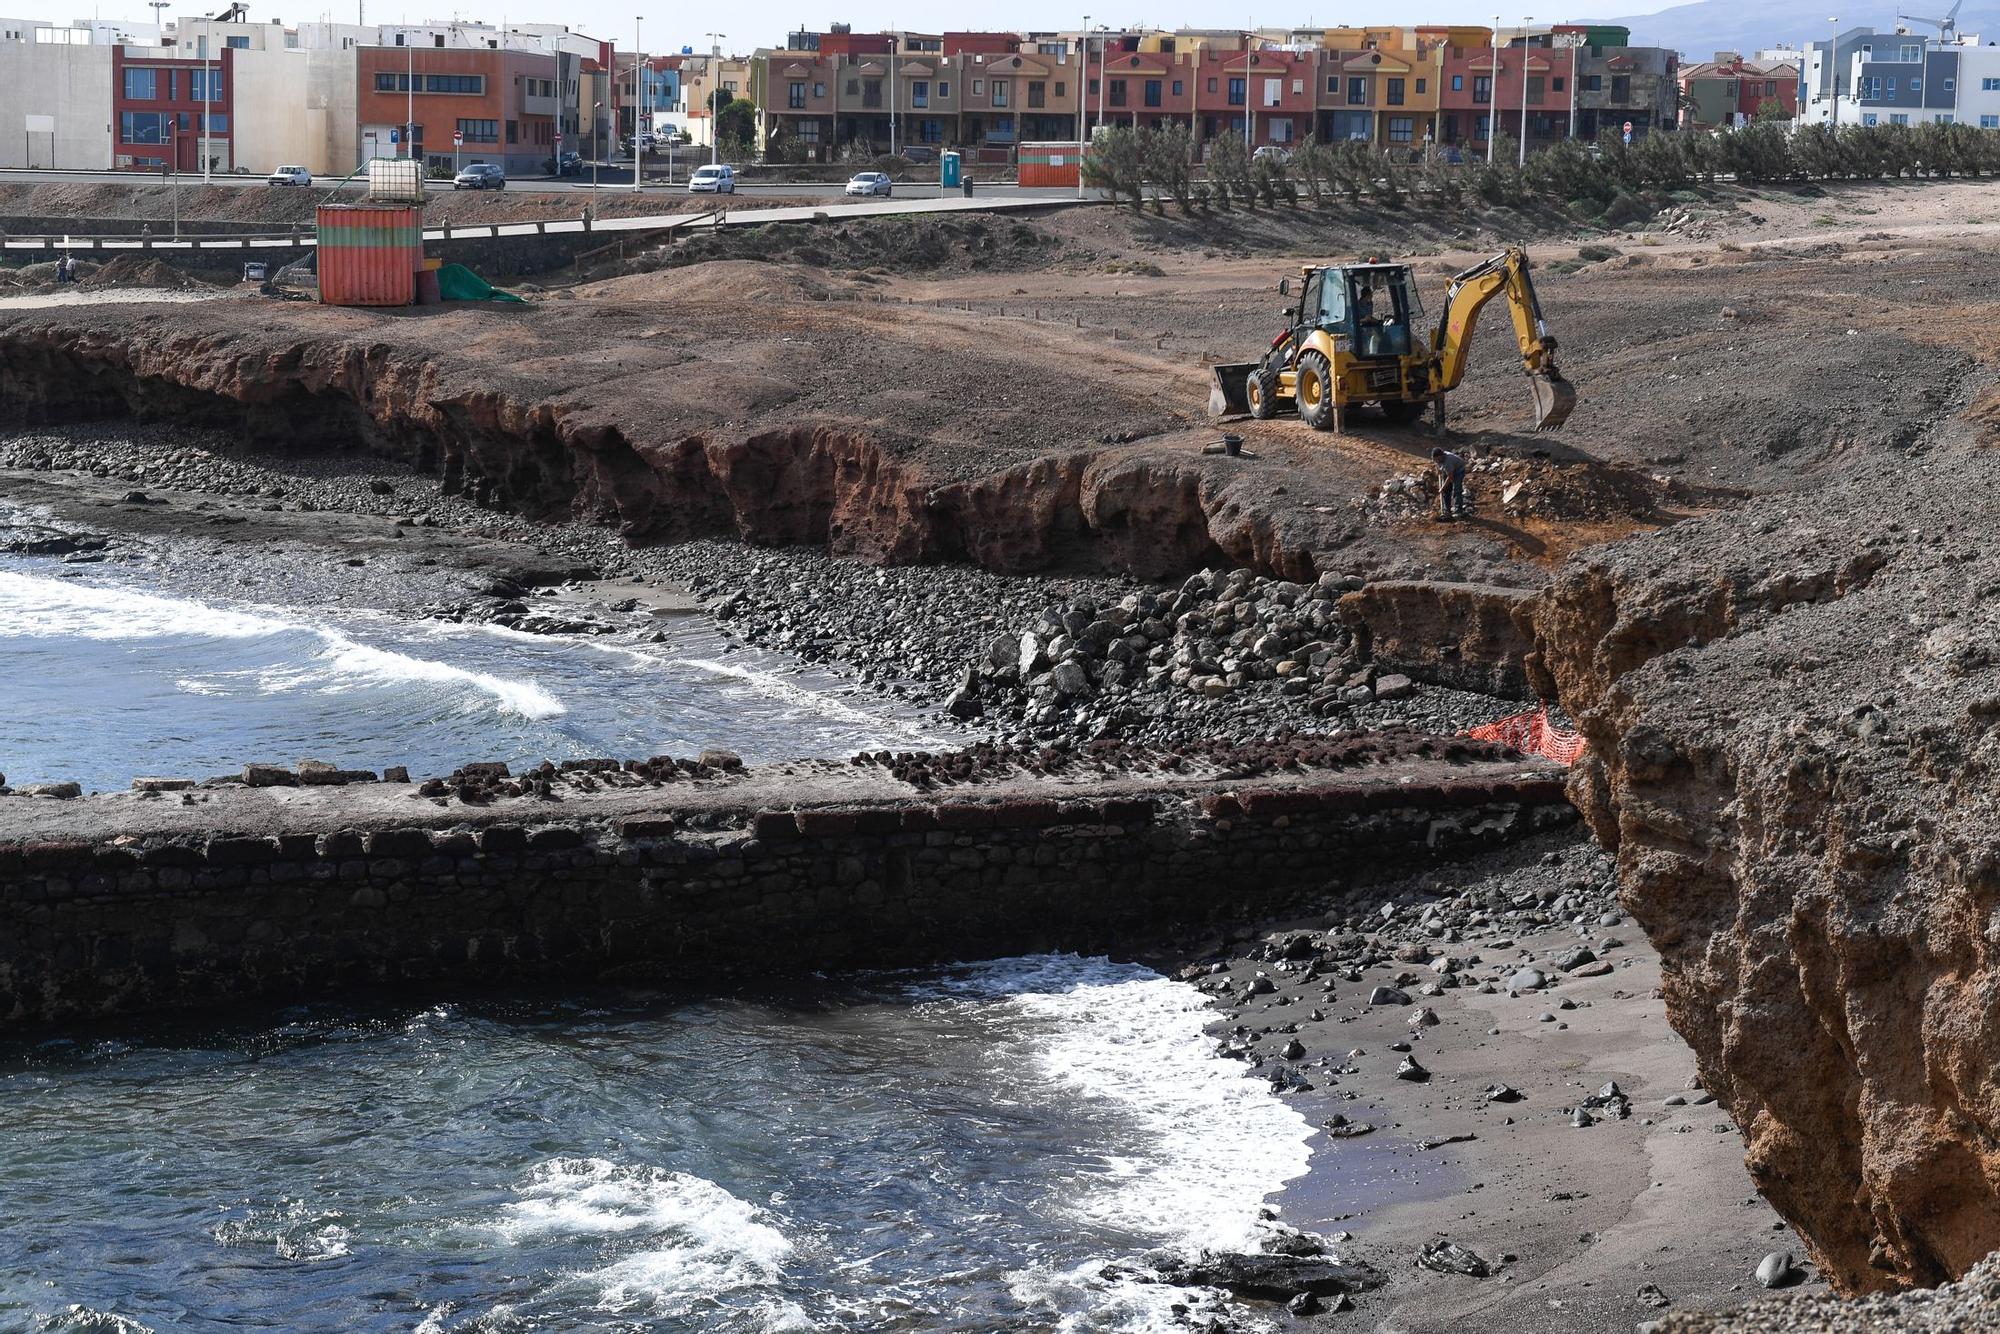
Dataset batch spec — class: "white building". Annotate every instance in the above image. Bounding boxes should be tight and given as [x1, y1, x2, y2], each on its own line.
[0, 39, 113, 167]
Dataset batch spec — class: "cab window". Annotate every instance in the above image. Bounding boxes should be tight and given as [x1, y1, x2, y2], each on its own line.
[1318, 273, 1347, 326]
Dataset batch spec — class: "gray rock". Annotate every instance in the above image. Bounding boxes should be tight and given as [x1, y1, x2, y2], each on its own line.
[1555, 947, 1597, 971]
[1368, 985, 1412, 1006]
[1415, 1239, 1491, 1278]
[1374, 672, 1416, 700]
[1395, 1056, 1429, 1082]
[1755, 1251, 1798, 1289]
[242, 763, 298, 788]
[1051, 659, 1091, 696]
[1281, 1039, 1307, 1061]
[23, 781, 81, 799]
[1510, 968, 1548, 991]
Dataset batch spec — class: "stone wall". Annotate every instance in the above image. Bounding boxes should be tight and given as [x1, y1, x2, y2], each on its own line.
[0, 772, 1572, 1028]
[1339, 580, 1538, 699]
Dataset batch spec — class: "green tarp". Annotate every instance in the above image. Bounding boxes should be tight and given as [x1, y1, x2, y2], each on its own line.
[436, 262, 525, 303]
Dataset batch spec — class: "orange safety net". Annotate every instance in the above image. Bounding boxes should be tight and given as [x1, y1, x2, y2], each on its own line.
[1465, 706, 1587, 766]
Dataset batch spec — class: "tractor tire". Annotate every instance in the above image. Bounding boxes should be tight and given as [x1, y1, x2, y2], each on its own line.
[1379, 398, 1426, 425]
[1295, 350, 1336, 431]
[1246, 362, 1280, 420]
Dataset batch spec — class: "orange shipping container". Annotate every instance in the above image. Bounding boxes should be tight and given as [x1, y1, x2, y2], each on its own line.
[1018, 141, 1081, 188]
[316, 203, 424, 307]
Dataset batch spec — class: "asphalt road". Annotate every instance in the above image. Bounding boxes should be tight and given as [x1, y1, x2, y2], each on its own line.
[0, 167, 1102, 202]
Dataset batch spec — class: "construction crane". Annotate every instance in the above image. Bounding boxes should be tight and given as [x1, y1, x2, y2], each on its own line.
[1896, 0, 1962, 42]
[1207, 246, 1576, 434]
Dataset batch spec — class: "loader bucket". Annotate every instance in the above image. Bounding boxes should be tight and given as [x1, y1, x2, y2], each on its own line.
[1529, 366, 1577, 432]
[1208, 362, 1257, 418]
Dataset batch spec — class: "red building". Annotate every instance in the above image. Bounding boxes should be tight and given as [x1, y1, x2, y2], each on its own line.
[1089, 50, 1194, 132]
[111, 45, 234, 173]
[1438, 37, 1569, 155]
[1194, 47, 1318, 150]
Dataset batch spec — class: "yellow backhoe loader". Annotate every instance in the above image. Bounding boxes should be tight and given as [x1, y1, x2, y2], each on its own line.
[1206, 246, 1575, 434]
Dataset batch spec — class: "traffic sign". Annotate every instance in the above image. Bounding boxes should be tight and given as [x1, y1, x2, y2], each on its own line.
[1622, 119, 1633, 146]
[554, 132, 563, 146]
[389, 128, 400, 144]
[452, 129, 463, 146]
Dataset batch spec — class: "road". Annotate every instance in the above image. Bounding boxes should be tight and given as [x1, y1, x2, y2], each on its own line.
[0, 166, 1103, 202]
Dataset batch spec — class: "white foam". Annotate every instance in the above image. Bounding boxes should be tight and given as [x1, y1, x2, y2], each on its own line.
[913, 954, 1313, 1253]
[673, 656, 950, 745]
[0, 570, 564, 720]
[496, 1158, 793, 1317]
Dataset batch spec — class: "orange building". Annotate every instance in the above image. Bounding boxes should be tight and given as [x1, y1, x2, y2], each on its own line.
[357, 45, 561, 174]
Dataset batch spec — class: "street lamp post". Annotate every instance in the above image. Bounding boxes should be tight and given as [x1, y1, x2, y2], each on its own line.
[405, 37, 415, 164]
[889, 33, 898, 157]
[593, 100, 602, 189]
[1077, 14, 1089, 201]
[1519, 16, 1533, 168]
[1487, 15, 1499, 163]
[201, 11, 213, 181]
[1828, 16, 1841, 126]
[633, 17, 643, 193]
[706, 33, 725, 167]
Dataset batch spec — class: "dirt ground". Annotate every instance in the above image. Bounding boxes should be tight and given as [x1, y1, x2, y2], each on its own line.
[6, 176, 1991, 587]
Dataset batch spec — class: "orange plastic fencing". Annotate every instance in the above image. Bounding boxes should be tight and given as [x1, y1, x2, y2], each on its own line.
[1465, 706, 1587, 766]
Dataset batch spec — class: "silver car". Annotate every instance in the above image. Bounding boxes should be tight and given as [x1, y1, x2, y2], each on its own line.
[267, 165, 312, 187]
[844, 171, 893, 197]
[453, 162, 506, 191]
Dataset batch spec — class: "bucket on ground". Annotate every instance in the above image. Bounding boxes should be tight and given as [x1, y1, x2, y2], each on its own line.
[315, 203, 423, 307]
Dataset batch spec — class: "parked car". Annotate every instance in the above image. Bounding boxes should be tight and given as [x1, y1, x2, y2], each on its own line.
[453, 162, 506, 191]
[1251, 145, 1293, 164]
[688, 164, 736, 194]
[544, 151, 583, 177]
[267, 164, 312, 187]
[844, 171, 893, 197]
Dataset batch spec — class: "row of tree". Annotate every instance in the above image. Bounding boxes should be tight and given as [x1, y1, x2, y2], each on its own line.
[1081, 114, 2000, 216]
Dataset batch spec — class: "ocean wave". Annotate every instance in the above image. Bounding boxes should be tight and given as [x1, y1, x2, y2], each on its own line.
[0, 570, 566, 721]
[497, 1158, 794, 1318]
[33, 1307, 156, 1334]
[909, 954, 1313, 1253]
[672, 656, 948, 744]
[211, 1198, 352, 1262]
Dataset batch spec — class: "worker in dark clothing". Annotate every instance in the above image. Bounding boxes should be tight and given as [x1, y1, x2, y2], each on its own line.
[1430, 447, 1467, 520]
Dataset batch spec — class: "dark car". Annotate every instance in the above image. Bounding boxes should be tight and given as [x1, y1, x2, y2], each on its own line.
[544, 152, 583, 177]
[453, 162, 506, 191]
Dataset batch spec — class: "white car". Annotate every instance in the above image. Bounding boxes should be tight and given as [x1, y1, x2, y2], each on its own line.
[689, 164, 736, 194]
[267, 165, 312, 187]
[844, 171, 893, 197]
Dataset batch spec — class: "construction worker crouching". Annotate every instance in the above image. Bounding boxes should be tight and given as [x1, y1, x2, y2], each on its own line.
[1430, 447, 1468, 521]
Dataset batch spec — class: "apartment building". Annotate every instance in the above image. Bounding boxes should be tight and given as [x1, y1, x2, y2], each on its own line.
[111, 44, 233, 172]
[357, 45, 561, 173]
[1680, 54, 1800, 129]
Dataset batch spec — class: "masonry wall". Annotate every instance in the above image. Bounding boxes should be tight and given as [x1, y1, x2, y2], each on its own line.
[0, 776, 1572, 1028]
[0, 42, 113, 170]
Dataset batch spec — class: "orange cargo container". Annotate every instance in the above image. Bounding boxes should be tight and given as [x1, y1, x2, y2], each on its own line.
[1018, 141, 1082, 188]
[315, 203, 423, 307]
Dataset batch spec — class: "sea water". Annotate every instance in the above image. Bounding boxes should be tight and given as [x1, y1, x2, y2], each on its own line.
[0, 957, 1313, 1333]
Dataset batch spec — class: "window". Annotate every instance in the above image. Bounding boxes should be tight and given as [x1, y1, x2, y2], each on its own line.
[1584, 73, 1602, 91]
[1144, 78, 1161, 107]
[1900, 43, 1921, 61]
[1088, 76, 1099, 96]
[122, 67, 157, 99]
[1611, 74, 1630, 100]
[937, 80, 950, 98]
[1415, 77, 1426, 94]
[1473, 75, 1492, 104]
[1172, 79, 1182, 96]
[1206, 77, 1218, 93]
[971, 79, 983, 96]
[1886, 78, 1898, 94]
[1451, 74, 1463, 91]
[225, 34, 247, 48]
[1982, 114, 1998, 127]
[1291, 78, 1303, 94]
[1227, 76, 1244, 105]
[1890, 112, 1909, 124]
[505, 120, 517, 142]
[1475, 111, 1490, 137]
[1986, 77, 2000, 91]
[989, 114, 1014, 140]
[845, 77, 859, 95]
[1936, 113, 1953, 123]
[1910, 77, 1921, 93]
[919, 117, 942, 141]
[1263, 76, 1280, 106]
[911, 80, 928, 108]
[1389, 115, 1414, 142]
[1386, 76, 1404, 105]
[1054, 81, 1065, 98]
[1527, 75, 1544, 104]
[118, 110, 168, 143]
[814, 81, 825, 97]
[375, 73, 484, 95]
[1347, 76, 1365, 104]
[1862, 112, 1878, 125]
[1028, 80, 1045, 108]
[1943, 77, 1955, 92]
[453, 117, 497, 143]
[203, 113, 228, 134]
[1864, 76, 1881, 98]
[1270, 116, 1292, 142]
[788, 81, 805, 108]
[863, 78, 882, 108]
[1107, 77, 1125, 106]
[1550, 76, 1562, 92]
[190, 68, 222, 102]
[990, 78, 1007, 107]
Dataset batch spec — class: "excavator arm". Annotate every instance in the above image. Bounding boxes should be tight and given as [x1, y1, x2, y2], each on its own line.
[1430, 247, 1576, 431]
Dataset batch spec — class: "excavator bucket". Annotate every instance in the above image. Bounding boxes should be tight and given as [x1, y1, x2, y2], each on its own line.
[1528, 366, 1577, 432]
[1208, 363, 1257, 418]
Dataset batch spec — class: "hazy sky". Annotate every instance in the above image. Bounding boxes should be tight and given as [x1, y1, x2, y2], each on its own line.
[22, 0, 1680, 50]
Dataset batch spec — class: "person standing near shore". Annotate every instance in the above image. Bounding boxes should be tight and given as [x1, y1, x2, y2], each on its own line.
[1430, 447, 1467, 521]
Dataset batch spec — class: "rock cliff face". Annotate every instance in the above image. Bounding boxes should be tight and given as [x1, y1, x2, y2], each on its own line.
[1529, 428, 2000, 1296]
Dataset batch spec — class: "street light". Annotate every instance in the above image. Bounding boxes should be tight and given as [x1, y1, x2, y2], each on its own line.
[201, 10, 213, 182]
[1828, 16, 1841, 127]
[706, 32, 725, 166]
[1487, 15, 1499, 163]
[633, 16, 643, 193]
[1519, 16, 1533, 168]
[1077, 13, 1089, 201]
[593, 100, 603, 189]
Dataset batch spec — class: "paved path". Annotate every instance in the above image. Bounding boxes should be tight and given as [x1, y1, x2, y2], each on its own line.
[0, 190, 1097, 254]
